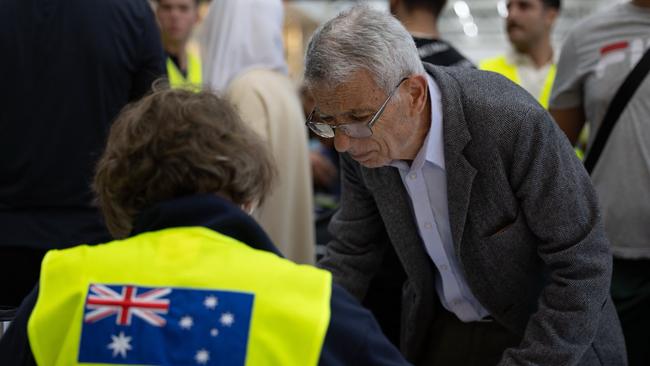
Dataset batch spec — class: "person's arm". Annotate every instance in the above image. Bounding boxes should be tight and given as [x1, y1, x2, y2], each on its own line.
[499, 106, 612, 366]
[317, 153, 389, 300]
[319, 283, 411, 366]
[549, 106, 586, 146]
[0, 286, 39, 366]
[549, 28, 586, 146]
[129, 0, 166, 101]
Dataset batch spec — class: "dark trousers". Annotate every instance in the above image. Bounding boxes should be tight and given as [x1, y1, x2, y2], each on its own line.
[419, 307, 520, 366]
[611, 258, 650, 366]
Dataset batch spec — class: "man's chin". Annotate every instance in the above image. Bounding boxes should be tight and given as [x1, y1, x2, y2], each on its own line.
[507, 33, 528, 49]
[356, 158, 386, 169]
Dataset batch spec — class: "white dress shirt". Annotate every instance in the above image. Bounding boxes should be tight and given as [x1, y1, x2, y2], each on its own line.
[390, 74, 490, 322]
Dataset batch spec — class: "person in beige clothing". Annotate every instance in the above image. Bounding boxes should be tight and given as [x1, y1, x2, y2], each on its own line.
[200, 0, 315, 264]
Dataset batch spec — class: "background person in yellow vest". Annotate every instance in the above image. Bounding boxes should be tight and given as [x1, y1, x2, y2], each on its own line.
[0, 89, 410, 366]
[156, 0, 202, 89]
[479, 0, 560, 109]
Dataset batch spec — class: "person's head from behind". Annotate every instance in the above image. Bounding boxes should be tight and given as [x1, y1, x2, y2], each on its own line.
[506, 0, 560, 54]
[155, 0, 200, 52]
[94, 88, 275, 239]
[304, 5, 430, 169]
[389, 0, 448, 20]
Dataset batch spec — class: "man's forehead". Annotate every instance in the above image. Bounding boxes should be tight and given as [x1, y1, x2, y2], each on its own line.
[507, 0, 541, 6]
[158, 0, 197, 8]
[308, 72, 384, 112]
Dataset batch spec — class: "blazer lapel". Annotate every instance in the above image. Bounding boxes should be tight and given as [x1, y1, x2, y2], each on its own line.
[425, 64, 476, 253]
[362, 166, 431, 278]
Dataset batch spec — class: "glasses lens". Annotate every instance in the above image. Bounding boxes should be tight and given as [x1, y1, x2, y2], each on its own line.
[340, 123, 372, 138]
[308, 123, 335, 138]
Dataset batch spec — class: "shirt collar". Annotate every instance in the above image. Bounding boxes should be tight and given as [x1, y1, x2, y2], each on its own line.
[391, 72, 445, 172]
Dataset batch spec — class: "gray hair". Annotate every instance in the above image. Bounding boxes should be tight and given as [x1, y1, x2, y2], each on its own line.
[304, 5, 425, 93]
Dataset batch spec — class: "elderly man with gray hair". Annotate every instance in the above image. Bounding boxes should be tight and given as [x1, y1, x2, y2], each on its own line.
[305, 5, 626, 366]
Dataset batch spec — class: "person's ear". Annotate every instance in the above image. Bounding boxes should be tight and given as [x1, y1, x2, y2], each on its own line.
[241, 201, 257, 216]
[405, 75, 428, 116]
[544, 7, 558, 28]
[193, 4, 201, 25]
[389, 0, 400, 14]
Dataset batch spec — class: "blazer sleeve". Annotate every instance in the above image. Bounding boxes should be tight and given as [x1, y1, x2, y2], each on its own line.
[317, 153, 391, 300]
[499, 106, 613, 366]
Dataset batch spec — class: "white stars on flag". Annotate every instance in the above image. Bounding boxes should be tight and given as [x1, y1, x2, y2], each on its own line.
[220, 312, 235, 327]
[210, 328, 219, 337]
[204, 295, 218, 310]
[195, 349, 210, 364]
[107, 332, 132, 358]
[180, 315, 194, 330]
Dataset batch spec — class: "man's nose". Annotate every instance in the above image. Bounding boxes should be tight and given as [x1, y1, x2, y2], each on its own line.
[333, 130, 351, 153]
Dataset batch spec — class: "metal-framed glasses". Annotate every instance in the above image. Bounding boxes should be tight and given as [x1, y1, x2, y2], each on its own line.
[306, 77, 408, 139]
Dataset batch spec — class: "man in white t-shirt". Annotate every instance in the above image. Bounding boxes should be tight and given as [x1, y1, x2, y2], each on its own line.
[550, 1, 650, 364]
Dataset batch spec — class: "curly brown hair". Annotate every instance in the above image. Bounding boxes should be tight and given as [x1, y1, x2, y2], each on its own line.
[93, 88, 276, 238]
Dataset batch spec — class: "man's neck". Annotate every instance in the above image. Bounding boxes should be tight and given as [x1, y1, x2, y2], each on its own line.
[401, 10, 440, 39]
[164, 42, 188, 70]
[517, 39, 553, 69]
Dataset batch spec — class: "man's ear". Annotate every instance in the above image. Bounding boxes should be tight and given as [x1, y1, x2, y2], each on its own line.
[544, 7, 558, 28]
[389, 0, 400, 14]
[193, 4, 201, 25]
[405, 74, 429, 116]
[241, 201, 257, 216]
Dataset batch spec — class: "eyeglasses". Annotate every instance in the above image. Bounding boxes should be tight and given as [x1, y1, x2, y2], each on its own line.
[306, 77, 408, 139]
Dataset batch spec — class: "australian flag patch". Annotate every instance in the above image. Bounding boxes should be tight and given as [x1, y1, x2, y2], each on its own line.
[78, 283, 254, 365]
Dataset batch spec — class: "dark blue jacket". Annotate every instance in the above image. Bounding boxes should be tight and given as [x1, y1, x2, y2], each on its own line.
[0, 0, 165, 250]
[0, 194, 410, 365]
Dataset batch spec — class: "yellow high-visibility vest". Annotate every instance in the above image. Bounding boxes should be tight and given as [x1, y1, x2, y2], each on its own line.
[167, 51, 202, 91]
[28, 226, 331, 366]
[479, 55, 556, 109]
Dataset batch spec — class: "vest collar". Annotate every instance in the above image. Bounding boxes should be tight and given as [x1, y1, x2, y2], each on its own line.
[131, 194, 282, 257]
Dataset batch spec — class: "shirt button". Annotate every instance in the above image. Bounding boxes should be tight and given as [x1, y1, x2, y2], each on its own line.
[409, 173, 417, 180]
[440, 264, 448, 271]
[424, 222, 432, 229]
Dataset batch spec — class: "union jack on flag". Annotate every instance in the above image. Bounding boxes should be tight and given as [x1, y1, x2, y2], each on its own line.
[78, 283, 254, 365]
[84, 284, 171, 326]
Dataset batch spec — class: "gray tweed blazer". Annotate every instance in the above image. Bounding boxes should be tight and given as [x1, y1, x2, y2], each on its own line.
[318, 64, 627, 365]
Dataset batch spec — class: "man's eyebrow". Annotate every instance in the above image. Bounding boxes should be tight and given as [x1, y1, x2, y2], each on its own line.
[347, 108, 375, 115]
[315, 108, 375, 117]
